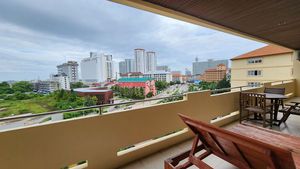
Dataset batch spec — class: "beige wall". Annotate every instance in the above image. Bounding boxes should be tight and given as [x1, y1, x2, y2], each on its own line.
[231, 53, 294, 87]
[0, 81, 295, 169]
[293, 51, 300, 96]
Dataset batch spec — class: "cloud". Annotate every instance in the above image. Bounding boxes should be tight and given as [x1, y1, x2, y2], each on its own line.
[0, 0, 265, 81]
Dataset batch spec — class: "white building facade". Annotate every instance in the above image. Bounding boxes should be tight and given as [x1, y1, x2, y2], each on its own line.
[57, 61, 79, 82]
[81, 52, 108, 82]
[119, 61, 127, 74]
[143, 71, 172, 83]
[146, 51, 157, 72]
[105, 54, 114, 80]
[125, 58, 135, 73]
[50, 74, 70, 90]
[134, 48, 146, 73]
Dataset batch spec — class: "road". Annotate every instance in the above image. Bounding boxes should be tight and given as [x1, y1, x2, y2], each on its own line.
[0, 113, 63, 131]
[0, 84, 189, 130]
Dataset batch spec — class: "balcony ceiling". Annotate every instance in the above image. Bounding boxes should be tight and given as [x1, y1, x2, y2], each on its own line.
[113, 0, 300, 50]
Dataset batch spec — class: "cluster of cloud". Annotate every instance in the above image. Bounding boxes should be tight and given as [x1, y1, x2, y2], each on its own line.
[0, 0, 265, 81]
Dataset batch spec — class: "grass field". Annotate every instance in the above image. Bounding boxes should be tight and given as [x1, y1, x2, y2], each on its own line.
[0, 96, 57, 118]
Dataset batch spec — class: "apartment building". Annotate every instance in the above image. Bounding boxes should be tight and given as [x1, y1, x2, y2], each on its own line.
[134, 48, 146, 73]
[105, 55, 114, 80]
[56, 61, 79, 82]
[231, 45, 294, 87]
[145, 51, 157, 72]
[32, 80, 59, 92]
[50, 73, 70, 90]
[125, 58, 135, 73]
[81, 52, 114, 83]
[119, 59, 136, 74]
[119, 61, 126, 74]
[143, 71, 172, 83]
[200, 64, 227, 82]
[192, 58, 228, 75]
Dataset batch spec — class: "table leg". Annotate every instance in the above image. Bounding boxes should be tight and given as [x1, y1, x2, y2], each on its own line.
[274, 99, 279, 121]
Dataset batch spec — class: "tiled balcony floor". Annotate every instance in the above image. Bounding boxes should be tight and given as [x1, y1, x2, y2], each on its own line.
[120, 97, 300, 169]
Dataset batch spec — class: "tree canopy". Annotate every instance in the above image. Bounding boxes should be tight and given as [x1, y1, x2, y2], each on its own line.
[12, 81, 33, 93]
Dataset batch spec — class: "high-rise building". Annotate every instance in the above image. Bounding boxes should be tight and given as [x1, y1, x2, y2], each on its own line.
[192, 58, 228, 75]
[146, 51, 157, 72]
[156, 65, 170, 72]
[125, 59, 135, 73]
[119, 61, 127, 74]
[57, 61, 79, 82]
[105, 55, 114, 80]
[81, 52, 107, 82]
[134, 48, 146, 73]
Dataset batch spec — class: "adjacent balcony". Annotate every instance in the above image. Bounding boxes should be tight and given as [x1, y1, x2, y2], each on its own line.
[0, 79, 297, 169]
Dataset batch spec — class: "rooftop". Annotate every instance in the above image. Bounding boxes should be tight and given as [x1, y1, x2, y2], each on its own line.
[73, 88, 111, 93]
[231, 45, 293, 60]
[118, 77, 154, 82]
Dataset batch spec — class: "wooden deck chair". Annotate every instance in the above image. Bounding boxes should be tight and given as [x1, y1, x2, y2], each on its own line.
[164, 114, 297, 169]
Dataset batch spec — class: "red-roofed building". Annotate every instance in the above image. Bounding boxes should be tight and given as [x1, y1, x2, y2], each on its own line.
[199, 64, 227, 82]
[231, 45, 294, 87]
[117, 77, 157, 96]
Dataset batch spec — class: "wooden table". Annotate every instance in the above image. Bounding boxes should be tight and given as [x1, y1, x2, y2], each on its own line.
[263, 93, 288, 123]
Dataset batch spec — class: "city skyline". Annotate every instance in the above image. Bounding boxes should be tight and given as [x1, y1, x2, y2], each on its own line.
[0, 0, 265, 81]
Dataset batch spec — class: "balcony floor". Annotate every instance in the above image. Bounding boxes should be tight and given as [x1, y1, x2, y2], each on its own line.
[120, 97, 300, 169]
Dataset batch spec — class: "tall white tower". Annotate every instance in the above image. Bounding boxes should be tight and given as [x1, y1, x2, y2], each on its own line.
[105, 54, 114, 80]
[146, 51, 157, 72]
[134, 48, 145, 73]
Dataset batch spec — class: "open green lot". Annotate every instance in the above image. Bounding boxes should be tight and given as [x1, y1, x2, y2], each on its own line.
[0, 96, 56, 118]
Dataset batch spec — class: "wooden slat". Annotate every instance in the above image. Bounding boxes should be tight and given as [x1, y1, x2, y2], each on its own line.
[144, 0, 300, 50]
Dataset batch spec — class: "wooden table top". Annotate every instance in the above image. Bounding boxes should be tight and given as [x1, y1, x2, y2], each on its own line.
[260, 93, 288, 99]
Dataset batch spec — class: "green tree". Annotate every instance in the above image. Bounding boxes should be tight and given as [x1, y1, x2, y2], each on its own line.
[146, 92, 153, 98]
[12, 81, 33, 93]
[199, 81, 217, 90]
[0, 82, 14, 94]
[216, 78, 231, 89]
[70, 82, 88, 89]
[155, 81, 169, 91]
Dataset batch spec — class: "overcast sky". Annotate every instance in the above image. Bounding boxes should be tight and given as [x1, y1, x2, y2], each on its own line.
[0, 0, 265, 81]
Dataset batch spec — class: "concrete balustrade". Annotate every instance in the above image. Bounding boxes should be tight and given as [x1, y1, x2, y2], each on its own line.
[0, 80, 296, 169]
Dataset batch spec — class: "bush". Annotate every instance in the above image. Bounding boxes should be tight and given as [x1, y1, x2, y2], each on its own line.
[12, 81, 33, 93]
[146, 92, 153, 98]
[155, 81, 169, 91]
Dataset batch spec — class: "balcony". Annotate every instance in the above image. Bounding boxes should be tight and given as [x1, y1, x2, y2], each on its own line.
[0, 79, 297, 169]
[1, 1, 300, 168]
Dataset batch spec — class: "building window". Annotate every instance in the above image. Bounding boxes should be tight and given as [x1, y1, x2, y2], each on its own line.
[247, 70, 262, 76]
[248, 82, 261, 87]
[248, 58, 262, 64]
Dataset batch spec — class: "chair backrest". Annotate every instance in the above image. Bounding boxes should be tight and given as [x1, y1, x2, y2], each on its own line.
[178, 114, 296, 169]
[240, 92, 267, 110]
[264, 87, 285, 95]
